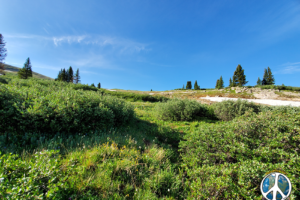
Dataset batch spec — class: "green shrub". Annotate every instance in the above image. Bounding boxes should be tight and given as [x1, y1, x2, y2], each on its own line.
[0, 150, 65, 199]
[179, 111, 300, 199]
[153, 98, 210, 121]
[0, 77, 8, 84]
[211, 98, 261, 121]
[0, 82, 134, 143]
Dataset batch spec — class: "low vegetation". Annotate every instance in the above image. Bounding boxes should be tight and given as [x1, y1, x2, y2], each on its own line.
[0, 72, 299, 199]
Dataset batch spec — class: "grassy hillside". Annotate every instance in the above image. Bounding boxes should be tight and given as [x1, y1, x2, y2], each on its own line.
[0, 71, 299, 199]
[1, 63, 54, 80]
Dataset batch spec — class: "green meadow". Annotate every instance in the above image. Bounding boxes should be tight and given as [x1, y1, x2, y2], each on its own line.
[0, 71, 299, 199]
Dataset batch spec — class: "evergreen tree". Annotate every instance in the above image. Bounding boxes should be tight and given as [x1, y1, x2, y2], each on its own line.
[267, 66, 275, 85]
[18, 58, 33, 79]
[215, 79, 220, 89]
[257, 77, 262, 86]
[262, 78, 267, 85]
[233, 64, 248, 87]
[73, 68, 80, 84]
[0, 34, 7, 75]
[218, 76, 224, 89]
[229, 77, 233, 87]
[263, 68, 268, 85]
[91, 83, 95, 87]
[183, 84, 185, 90]
[97, 82, 101, 89]
[62, 69, 67, 82]
[194, 80, 200, 90]
[151, 89, 152, 91]
[186, 81, 192, 89]
[67, 66, 74, 83]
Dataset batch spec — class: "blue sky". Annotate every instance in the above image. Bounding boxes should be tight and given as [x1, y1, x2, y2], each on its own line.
[1, 0, 300, 91]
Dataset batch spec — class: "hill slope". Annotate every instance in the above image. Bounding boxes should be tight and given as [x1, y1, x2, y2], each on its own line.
[1, 63, 54, 80]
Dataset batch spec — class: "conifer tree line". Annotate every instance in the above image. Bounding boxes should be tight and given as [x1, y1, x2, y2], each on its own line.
[55, 67, 80, 84]
[0, 33, 7, 75]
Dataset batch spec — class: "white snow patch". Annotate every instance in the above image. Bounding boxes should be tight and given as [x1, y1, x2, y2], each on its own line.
[200, 97, 300, 107]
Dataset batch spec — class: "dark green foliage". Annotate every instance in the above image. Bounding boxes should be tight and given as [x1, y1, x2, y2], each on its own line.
[217, 76, 224, 89]
[17, 58, 32, 79]
[0, 77, 8, 84]
[0, 34, 7, 63]
[256, 77, 262, 85]
[229, 77, 233, 87]
[215, 79, 219, 89]
[267, 66, 275, 85]
[186, 81, 192, 89]
[67, 66, 74, 83]
[179, 110, 300, 199]
[194, 80, 200, 90]
[261, 68, 275, 85]
[211, 98, 261, 121]
[233, 64, 248, 86]
[151, 89, 152, 91]
[154, 98, 214, 122]
[261, 78, 267, 85]
[91, 83, 95, 87]
[97, 82, 101, 89]
[73, 68, 80, 84]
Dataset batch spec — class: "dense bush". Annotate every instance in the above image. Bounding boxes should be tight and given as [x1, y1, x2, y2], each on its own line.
[0, 82, 135, 143]
[211, 98, 261, 121]
[153, 98, 213, 121]
[179, 110, 300, 199]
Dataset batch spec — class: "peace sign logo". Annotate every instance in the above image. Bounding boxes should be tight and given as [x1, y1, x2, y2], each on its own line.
[260, 172, 292, 200]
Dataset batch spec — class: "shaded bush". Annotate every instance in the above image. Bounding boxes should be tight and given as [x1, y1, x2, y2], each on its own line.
[179, 111, 300, 199]
[211, 98, 261, 121]
[0, 77, 8, 84]
[153, 98, 211, 121]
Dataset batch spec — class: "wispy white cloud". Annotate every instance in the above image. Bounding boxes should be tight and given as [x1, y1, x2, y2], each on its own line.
[6, 34, 149, 54]
[53, 35, 87, 46]
[274, 62, 300, 74]
[61, 54, 125, 71]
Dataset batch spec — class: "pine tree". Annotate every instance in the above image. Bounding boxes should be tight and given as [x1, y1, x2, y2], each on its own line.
[233, 64, 248, 87]
[73, 68, 80, 84]
[263, 68, 268, 85]
[61, 69, 67, 82]
[186, 81, 192, 89]
[0, 34, 7, 75]
[194, 80, 200, 90]
[218, 76, 224, 89]
[18, 58, 33, 79]
[97, 82, 101, 89]
[215, 79, 220, 89]
[267, 66, 275, 85]
[257, 77, 262, 86]
[151, 89, 152, 91]
[91, 83, 95, 87]
[229, 78, 233, 87]
[182, 84, 184, 89]
[67, 66, 74, 83]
